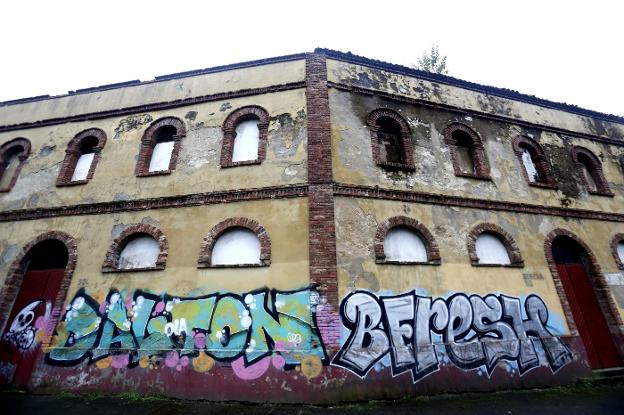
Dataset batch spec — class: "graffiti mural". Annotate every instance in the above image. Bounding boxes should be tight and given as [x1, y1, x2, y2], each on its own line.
[45, 287, 328, 379]
[332, 291, 573, 381]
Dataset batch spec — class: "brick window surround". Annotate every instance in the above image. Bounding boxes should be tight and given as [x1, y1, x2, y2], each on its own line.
[56, 128, 107, 186]
[443, 122, 491, 180]
[0, 231, 77, 348]
[611, 233, 624, 270]
[467, 223, 524, 267]
[367, 109, 415, 171]
[135, 117, 186, 176]
[220, 106, 269, 168]
[374, 216, 441, 265]
[197, 217, 271, 268]
[0, 137, 31, 192]
[101, 224, 168, 272]
[511, 135, 556, 188]
[544, 228, 624, 340]
[571, 146, 613, 196]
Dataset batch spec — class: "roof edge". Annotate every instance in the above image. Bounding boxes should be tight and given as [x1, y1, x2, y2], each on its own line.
[315, 48, 624, 125]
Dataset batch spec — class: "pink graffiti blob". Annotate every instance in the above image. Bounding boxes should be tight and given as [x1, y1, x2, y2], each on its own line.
[271, 354, 285, 369]
[231, 356, 270, 380]
[153, 301, 165, 316]
[165, 351, 189, 371]
[99, 302, 108, 315]
[111, 354, 129, 368]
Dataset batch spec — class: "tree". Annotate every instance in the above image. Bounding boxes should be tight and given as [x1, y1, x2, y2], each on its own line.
[416, 44, 448, 75]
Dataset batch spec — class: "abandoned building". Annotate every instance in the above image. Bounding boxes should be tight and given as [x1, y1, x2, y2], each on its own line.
[0, 49, 623, 402]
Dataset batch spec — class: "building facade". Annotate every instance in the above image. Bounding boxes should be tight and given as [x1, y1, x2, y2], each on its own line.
[0, 49, 623, 402]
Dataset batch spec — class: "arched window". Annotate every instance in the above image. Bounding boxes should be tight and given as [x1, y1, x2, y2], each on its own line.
[374, 216, 440, 264]
[57, 128, 106, 186]
[571, 146, 612, 196]
[512, 135, 555, 188]
[467, 223, 524, 267]
[221, 106, 269, 167]
[198, 218, 271, 268]
[102, 224, 168, 272]
[0, 138, 31, 192]
[443, 123, 490, 179]
[611, 234, 624, 270]
[135, 117, 186, 176]
[367, 109, 414, 170]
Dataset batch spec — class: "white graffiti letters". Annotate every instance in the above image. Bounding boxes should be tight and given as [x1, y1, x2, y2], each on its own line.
[333, 291, 573, 382]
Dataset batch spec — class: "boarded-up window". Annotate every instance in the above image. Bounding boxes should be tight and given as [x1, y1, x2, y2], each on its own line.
[232, 119, 260, 162]
[521, 147, 540, 183]
[71, 153, 95, 182]
[118, 235, 160, 269]
[475, 233, 511, 265]
[617, 242, 624, 264]
[148, 125, 176, 172]
[384, 227, 427, 262]
[212, 228, 261, 265]
[0, 150, 21, 190]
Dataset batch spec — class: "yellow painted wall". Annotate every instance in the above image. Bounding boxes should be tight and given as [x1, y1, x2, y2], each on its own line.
[334, 196, 624, 333]
[0, 89, 307, 211]
[0, 60, 305, 126]
[0, 197, 310, 304]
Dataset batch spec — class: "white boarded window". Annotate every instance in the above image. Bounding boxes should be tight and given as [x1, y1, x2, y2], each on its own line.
[212, 228, 261, 265]
[148, 141, 174, 172]
[71, 152, 95, 181]
[118, 235, 159, 269]
[476, 233, 511, 265]
[232, 119, 260, 162]
[384, 227, 427, 262]
[521, 148, 540, 182]
[617, 242, 624, 263]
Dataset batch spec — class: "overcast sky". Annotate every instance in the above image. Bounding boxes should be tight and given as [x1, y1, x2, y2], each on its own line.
[1, 1, 622, 117]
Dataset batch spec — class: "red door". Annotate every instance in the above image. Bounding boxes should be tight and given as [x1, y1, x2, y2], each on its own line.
[0, 269, 65, 384]
[557, 264, 623, 368]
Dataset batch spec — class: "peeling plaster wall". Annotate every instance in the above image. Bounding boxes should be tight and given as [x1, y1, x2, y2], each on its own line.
[334, 197, 624, 327]
[0, 89, 307, 211]
[0, 198, 310, 298]
[330, 89, 624, 213]
[0, 60, 305, 126]
[327, 59, 624, 140]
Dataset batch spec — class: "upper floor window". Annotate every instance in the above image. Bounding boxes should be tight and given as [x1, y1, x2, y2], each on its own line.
[467, 223, 524, 267]
[367, 109, 414, 171]
[221, 106, 269, 167]
[374, 216, 441, 265]
[443, 123, 490, 179]
[135, 117, 186, 176]
[0, 138, 31, 192]
[571, 146, 612, 196]
[511, 135, 555, 188]
[102, 224, 168, 272]
[57, 128, 107, 186]
[198, 217, 271, 268]
[611, 234, 624, 270]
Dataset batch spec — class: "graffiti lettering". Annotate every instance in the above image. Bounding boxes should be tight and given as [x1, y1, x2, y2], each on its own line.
[46, 287, 327, 379]
[333, 291, 573, 381]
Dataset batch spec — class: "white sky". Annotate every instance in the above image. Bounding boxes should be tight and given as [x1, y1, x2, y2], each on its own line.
[0, 0, 622, 117]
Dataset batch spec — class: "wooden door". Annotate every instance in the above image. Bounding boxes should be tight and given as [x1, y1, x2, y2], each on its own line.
[0, 269, 65, 384]
[557, 263, 622, 369]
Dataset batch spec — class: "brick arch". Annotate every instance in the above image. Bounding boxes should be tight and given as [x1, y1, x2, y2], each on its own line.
[511, 135, 556, 188]
[374, 216, 440, 264]
[571, 146, 612, 196]
[467, 222, 524, 267]
[443, 122, 490, 179]
[366, 108, 415, 171]
[0, 137, 32, 192]
[0, 231, 77, 347]
[56, 128, 107, 186]
[197, 217, 271, 267]
[544, 228, 624, 337]
[135, 116, 186, 176]
[221, 105, 269, 167]
[101, 223, 168, 272]
[611, 233, 624, 270]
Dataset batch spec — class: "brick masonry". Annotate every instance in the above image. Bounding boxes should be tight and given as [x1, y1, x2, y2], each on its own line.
[135, 117, 186, 177]
[571, 146, 614, 196]
[367, 108, 415, 171]
[374, 215, 441, 264]
[511, 135, 557, 188]
[0, 137, 31, 192]
[220, 105, 269, 168]
[101, 223, 168, 272]
[443, 122, 491, 180]
[610, 233, 624, 270]
[466, 222, 525, 267]
[56, 128, 107, 186]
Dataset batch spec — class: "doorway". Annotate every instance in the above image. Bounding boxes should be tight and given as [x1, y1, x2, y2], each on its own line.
[0, 239, 69, 385]
[552, 235, 622, 369]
